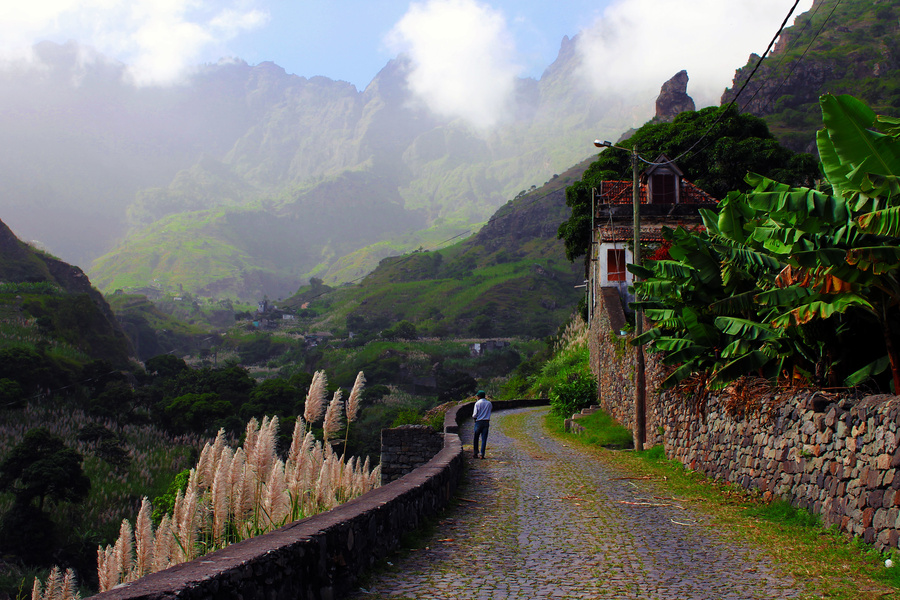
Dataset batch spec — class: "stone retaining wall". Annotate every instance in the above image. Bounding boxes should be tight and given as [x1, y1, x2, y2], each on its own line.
[88, 398, 549, 600]
[591, 288, 900, 550]
[590, 290, 664, 447]
[380, 425, 445, 484]
[664, 389, 900, 550]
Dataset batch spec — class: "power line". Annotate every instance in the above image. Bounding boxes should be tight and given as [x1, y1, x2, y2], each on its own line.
[753, 0, 827, 113]
[637, 0, 805, 169]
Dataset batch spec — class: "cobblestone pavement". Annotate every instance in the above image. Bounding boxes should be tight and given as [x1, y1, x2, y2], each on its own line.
[346, 407, 805, 600]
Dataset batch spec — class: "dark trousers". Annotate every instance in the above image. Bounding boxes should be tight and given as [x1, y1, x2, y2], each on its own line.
[473, 420, 490, 457]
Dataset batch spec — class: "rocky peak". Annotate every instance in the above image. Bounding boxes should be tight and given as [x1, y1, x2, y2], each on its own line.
[655, 70, 695, 122]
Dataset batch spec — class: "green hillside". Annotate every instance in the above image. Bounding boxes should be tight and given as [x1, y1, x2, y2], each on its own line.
[91, 170, 426, 300]
[105, 293, 220, 361]
[724, 0, 900, 151]
[82, 41, 634, 300]
[292, 160, 589, 339]
[0, 219, 131, 367]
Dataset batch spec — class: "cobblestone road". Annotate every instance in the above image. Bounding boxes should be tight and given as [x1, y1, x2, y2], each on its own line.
[346, 407, 805, 600]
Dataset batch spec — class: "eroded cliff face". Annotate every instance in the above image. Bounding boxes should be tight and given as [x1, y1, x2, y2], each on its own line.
[720, 0, 900, 152]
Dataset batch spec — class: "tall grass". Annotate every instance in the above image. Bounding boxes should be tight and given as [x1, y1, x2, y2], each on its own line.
[36, 370, 378, 596]
[0, 404, 201, 542]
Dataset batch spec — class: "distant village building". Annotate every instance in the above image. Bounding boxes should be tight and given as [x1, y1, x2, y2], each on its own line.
[305, 332, 333, 347]
[470, 340, 511, 356]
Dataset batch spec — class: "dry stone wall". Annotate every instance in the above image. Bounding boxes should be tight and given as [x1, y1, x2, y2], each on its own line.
[88, 399, 548, 600]
[590, 288, 665, 447]
[590, 288, 900, 550]
[664, 390, 900, 550]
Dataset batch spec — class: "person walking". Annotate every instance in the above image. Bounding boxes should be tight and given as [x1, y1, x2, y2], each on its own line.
[472, 390, 492, 459]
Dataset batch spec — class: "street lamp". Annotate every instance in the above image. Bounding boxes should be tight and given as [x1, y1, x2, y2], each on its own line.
[593, 140, 646, 451]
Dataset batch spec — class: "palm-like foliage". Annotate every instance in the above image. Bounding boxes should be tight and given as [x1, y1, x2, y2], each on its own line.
[633, 94, 900, 391]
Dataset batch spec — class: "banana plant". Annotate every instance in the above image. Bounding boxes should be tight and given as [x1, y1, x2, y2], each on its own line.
[631, 94, 900, 391]
[742, 95, 900, 390]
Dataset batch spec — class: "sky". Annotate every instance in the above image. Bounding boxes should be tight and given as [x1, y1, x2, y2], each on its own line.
[0, 0, 814, 125]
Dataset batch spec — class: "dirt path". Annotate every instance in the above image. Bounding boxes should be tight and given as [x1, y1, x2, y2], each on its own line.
[346, 407, 805, 599]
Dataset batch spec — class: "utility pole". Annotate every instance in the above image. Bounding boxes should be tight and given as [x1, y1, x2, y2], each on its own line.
[632, 145, 646, 452]
[593, 140, 647, 451]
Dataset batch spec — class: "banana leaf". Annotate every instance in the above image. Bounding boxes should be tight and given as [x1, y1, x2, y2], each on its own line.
[770, 294, 873, 327]
[643, 260, 696, 280]
[627, 264, 655, 279]
[660, 363, 703, 389]
[858, 207, 900, 237]
[714, 316, 778, 340]
[820, 94, 900, 184]
[708, 290, 758, 315]
[710, 350, 772, 387]
[722, 245, 784, 272]
[714, 193, 754, 243]
[632, 327, 663, 346]
[719, 338, 752, 359]
[641, 308, 677, 322]
[660, 346, 707, 366]
[755, 285, 816, 306]
[818, 128, 855, 199]
[844, 355, 891, 387]
[877, 115, 900, 137]
[682, 308, 720, 348]
[651, 337, 698, 353]
[845, 246, 900, 274]
[633, 279, 678, 299]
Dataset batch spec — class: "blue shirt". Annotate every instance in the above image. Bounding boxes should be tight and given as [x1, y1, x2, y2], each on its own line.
[473, 398, 492, 421]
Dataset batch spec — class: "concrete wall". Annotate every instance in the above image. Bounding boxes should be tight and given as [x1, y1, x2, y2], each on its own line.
[89, 398, 548, 600]
[590, 287, 900, 551]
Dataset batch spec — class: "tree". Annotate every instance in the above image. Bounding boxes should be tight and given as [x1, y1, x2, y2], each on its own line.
[0, 428, 90, 511]
[382, 320, 417, 340]
[558, 105, 820, 263]
[241, 378, 302, 420]
[145, 354, 189, 379]
[161, 392, 232, 433]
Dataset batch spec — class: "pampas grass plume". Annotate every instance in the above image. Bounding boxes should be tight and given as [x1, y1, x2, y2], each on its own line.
[323, 390, 343, 443]
[346, 371, 366, 423]
[303, 370, 327, 425]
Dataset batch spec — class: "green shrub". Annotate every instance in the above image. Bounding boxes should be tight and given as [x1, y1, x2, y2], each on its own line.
[549, 372, 597, 417]
[391, 407, 422, 427]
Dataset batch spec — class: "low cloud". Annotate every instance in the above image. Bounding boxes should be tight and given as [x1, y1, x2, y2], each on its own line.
[387, 0, 521, 130]
[576, 0, 814, 115]
[0, 0, 268, 85]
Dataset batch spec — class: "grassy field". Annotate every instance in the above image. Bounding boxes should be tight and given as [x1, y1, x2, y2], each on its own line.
[544, 411, 900, 600]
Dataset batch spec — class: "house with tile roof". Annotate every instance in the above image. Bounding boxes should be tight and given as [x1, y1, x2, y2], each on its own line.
[587, 154, 717, 320]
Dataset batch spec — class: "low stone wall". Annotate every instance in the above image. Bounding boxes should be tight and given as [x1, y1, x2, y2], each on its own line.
[90, 434, 466, 600]
[88, 399, 550, 600]
[381, 425, 445, 484]
[589, 289, 664, 447]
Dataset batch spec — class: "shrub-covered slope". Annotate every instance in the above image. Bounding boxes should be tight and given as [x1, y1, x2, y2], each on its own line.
[296, 160, 591, 339]
[723, 0, 900, 152]
[0, 219, 131, 365]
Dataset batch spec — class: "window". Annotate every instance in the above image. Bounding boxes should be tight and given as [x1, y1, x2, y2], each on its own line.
[607, 249, 626, 282]
[651, 173, 677, 204]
